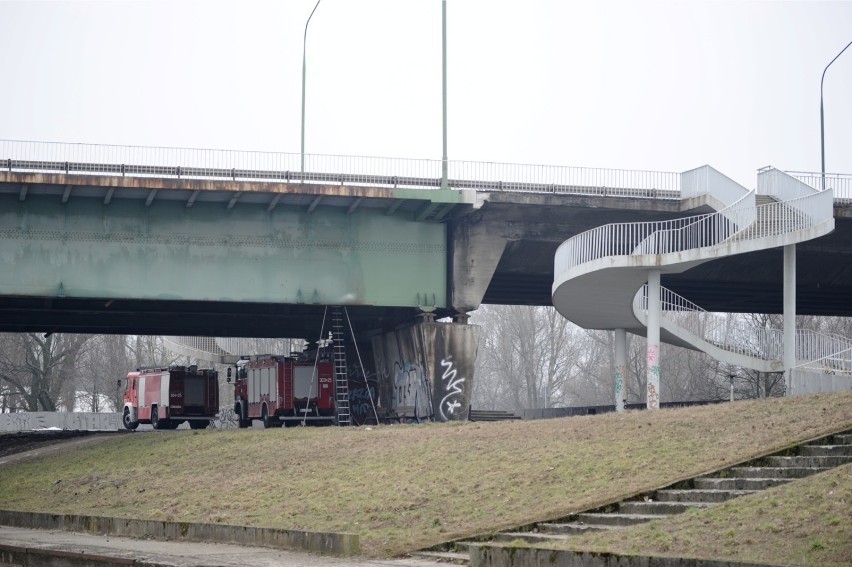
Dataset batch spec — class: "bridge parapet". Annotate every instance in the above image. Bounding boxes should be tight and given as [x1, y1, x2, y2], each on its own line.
[2, 139, 681, 199]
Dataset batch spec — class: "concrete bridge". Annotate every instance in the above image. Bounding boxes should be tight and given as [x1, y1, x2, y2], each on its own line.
[2, 141, 851, 419]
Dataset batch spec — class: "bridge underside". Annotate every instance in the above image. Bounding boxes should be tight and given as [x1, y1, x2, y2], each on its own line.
[0, 172, 460, 338]
[0, 295, 420, 340]
[478, 201, 852, 317]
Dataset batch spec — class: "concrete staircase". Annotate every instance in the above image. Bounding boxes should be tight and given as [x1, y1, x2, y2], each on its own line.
[411, 429, 852, 564]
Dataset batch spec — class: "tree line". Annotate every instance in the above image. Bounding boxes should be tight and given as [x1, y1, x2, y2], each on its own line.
[0, 335, 173, 413]
[1, 307, 849, 414]
[470, 305, 852, 413]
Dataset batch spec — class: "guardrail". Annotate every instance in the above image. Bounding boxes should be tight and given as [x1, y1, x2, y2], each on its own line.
[0, 139, 681, 199]
[555, 170, 833, 277]
[788, 170, 852, 202]
[635, 285, 852, 372]
[634, 284, 784, 361]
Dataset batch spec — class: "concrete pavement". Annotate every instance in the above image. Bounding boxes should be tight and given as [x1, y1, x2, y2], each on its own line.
[0, 526, 444, 567]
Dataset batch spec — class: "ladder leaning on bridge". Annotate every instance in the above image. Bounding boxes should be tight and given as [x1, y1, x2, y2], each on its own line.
[330, 307, 351, 426]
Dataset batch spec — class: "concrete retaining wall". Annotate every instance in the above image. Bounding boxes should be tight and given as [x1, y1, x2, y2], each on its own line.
[0, 510, 359, 557]
[792, 369, 852, 396]
[468, 543, 782, 567]
[0, 543, 136, 566]
[0, 412, 120, 432]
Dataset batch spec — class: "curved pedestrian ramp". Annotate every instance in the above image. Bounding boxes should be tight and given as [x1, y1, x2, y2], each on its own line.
[553, 166, 851, 400]
[412, 428, 852, 565]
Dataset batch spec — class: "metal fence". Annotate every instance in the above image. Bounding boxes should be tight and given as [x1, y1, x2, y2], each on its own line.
[787, 170, 852, 203]
[1, 139, 681, 199]
[634, 284, 852, 372]
[555, 169, 834, 279]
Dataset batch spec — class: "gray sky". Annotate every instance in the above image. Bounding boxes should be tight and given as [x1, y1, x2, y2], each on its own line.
[1, 0, 850, 187]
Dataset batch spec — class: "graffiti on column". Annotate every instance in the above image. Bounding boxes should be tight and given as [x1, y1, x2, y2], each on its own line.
[348, 364, 379, 425]
[213, 407, 238, 429]
[615, 364, 626, 412]
[647, 382, 660, 409]
[647, 345, 660, 409]
[438, 355, 466, 420]
[394, 360, 431, 419]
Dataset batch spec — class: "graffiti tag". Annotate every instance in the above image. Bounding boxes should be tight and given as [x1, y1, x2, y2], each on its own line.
[438, 356, 466, 421]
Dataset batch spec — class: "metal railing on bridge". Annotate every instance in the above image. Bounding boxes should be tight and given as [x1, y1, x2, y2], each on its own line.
[633, 284, 852, 375]
[788, 171, 852, 203]
[1, 139, 681, 199]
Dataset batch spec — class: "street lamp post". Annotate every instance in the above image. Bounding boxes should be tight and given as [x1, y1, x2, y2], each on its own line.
[441, 0, 448, 190]
[301, 0, 322, 178]
[820, 40, 852, 191]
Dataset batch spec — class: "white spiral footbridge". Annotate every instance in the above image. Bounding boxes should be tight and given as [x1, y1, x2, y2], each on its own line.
[553, 166, 851, 407]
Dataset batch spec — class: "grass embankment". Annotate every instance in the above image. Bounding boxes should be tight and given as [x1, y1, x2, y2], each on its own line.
[0, 392, 849, 557]
[536, 462, 852, 567]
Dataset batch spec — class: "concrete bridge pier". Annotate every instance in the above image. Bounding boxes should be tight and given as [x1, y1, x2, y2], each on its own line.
[371, 318, 479, 422]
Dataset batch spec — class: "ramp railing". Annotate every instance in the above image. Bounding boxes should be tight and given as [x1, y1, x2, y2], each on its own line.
[555, 171, 833, 278]
[634, 285, 852, 372]
[787, 170, 852, 202]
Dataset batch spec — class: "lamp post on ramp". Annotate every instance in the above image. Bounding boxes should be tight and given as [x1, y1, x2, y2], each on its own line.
[820, 40, 852, 191]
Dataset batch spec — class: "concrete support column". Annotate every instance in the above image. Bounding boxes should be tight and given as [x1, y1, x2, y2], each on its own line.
[784, 244, 796, 396]
[372, 320, 479, 422]
[614, 328, 627, 412]
[646, 272, 661, 409]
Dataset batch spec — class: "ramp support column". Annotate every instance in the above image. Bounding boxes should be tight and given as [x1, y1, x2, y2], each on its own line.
[614, 328, 627, 412]
[646, 271, 661, 409]
[784, 244, 796, 395]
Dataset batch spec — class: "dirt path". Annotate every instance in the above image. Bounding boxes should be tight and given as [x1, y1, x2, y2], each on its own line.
[0, 431, 124, 467]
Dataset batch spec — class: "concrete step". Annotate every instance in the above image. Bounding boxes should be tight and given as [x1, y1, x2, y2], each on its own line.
[799, 444, 852, 457]
[766, 455, 852, 468]
[834, 433, 852, 445]
[493, 532, 572, 544]
[694, 477, 792, 490]
[410, 550, 469, 564]
[575, 512, 661, 527]
[728, 466, 830, 479]
[617, 500, 711, 515]
[536, 522, 618, 535]
[655, 489, 757, 503]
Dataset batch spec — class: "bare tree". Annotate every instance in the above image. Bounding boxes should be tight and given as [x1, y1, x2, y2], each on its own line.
[76, 335, 135, 412]
[0, 333, 91, 411]
[472, 305, 584, 412]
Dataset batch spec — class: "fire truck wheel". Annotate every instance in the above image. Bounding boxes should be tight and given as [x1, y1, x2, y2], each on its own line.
[151, 407, 160, 429]
[236, 404, 250, 428]
[122, 408, 138, 431]
[261, 406, 276, 429]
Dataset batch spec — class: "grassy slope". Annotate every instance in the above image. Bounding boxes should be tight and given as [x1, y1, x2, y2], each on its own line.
[540, 462, 852, 567]
[0, 392, 849, 557]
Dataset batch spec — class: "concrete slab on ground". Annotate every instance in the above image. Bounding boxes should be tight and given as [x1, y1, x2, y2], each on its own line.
[0, 526, 443, 567]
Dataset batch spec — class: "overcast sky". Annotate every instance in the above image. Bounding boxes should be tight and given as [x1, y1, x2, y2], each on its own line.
[1, 0, 850, 188]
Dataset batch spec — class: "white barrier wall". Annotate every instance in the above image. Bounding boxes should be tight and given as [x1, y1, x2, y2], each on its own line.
[0, 412, 120, 432]
[792, 370, 852, 396]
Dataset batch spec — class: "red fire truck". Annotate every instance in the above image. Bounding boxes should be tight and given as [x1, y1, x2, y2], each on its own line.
[120, 366, 219, 430]
[230, 355, 335, 428]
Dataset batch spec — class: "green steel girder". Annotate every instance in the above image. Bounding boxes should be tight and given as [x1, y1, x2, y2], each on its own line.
[0, 193, 448, 309]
